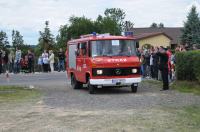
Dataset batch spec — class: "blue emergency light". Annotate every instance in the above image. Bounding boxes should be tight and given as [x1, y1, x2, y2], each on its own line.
[92, 32, 97, 37]
[124, 31, 134, 37]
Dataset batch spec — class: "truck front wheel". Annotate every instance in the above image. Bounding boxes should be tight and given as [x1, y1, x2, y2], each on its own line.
[71, 74, 82, 89]
[131, 84, 138, 93]
[87, 77, 96, 94]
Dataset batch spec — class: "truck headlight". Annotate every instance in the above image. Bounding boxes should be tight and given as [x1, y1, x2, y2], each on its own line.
[97, 70, 103, 75]
[132, 69, 137, 73]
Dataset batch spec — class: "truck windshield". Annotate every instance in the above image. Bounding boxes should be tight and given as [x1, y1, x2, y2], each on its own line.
[91, 40, 137, 57]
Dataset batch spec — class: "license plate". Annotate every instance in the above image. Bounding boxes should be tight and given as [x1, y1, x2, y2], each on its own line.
[112, 79, 125, 84]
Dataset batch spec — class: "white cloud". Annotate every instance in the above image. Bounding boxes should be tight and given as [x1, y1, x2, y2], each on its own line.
[0, 0, 199, 45]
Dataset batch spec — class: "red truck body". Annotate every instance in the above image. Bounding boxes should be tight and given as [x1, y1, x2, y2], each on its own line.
[66, 33, 141, 94]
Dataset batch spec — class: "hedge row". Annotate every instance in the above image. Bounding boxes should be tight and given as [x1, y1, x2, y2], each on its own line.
[176, 50, 200, 82]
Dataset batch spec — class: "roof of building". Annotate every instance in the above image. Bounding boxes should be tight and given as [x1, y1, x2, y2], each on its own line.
[133, 32, 172, 40]
[130, 27, 182, 44]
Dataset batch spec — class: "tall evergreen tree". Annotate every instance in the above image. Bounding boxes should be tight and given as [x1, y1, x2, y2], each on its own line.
[181, 6, 200, 48]
[38, 21, 55, 51]
[12, 30, 24, 49]
[0, 30, 9, 49]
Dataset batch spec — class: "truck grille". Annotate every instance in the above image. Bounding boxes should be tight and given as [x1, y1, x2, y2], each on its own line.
[92, 67, 140, 76]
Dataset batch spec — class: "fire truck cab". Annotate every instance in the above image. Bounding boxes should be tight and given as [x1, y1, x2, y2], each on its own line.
[66, 33, 141, 94]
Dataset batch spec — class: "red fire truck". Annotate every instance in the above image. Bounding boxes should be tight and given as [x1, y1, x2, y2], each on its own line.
[66, 33, 141, 94]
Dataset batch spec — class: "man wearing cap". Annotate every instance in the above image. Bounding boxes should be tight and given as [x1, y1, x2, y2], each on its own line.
[157, 46, 169, 90]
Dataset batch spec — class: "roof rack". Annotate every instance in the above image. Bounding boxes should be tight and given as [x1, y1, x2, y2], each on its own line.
[80, 33, 110, 38]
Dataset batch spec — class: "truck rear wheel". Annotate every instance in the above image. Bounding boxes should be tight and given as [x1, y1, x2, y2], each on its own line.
[87, 77, 96, 94]
[131, 84, 138, 93]
[71, 74, 82, 89]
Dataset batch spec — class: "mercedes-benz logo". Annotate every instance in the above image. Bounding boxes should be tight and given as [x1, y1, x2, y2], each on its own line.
[115, 69, 121, 75]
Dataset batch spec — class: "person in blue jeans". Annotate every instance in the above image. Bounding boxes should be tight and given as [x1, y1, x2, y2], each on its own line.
[58, 48, 65, 72]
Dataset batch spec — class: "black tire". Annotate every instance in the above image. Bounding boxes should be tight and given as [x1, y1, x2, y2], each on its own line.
[87, 77, 96, 94]
[131, 84, 138, 93]
[71, 74, 82, 89]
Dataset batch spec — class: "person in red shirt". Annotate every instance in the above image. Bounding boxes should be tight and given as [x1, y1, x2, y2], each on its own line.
[166, 48, 172, 80]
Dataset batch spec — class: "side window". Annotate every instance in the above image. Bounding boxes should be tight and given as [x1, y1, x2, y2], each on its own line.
[80, 42, 87, 56]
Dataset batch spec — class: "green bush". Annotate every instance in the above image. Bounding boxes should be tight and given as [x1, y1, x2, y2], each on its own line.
[176, 50, 200, 82]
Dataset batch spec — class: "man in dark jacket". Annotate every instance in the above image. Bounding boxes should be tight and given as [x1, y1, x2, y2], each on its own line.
[157, 46, 169, 90]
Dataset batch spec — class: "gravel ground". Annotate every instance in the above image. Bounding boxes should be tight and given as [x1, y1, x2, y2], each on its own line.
[0, 72, 200, 131]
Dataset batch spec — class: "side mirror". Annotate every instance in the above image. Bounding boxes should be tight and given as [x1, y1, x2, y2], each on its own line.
[136, 41, 139, 48]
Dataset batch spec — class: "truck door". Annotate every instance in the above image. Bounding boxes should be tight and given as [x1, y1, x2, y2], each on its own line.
[80, 42, 88, 83]
[76, 42, 88, 83]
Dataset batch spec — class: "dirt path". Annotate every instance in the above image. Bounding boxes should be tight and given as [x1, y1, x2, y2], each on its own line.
[0, 73, 200, 131]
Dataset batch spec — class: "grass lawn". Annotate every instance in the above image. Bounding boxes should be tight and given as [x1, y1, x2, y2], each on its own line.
[0, 86, 41, 103]
[171, 81, 200, 95]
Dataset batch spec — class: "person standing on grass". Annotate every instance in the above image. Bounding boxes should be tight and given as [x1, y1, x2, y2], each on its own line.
[157, 46, 169, 90]
[42, 50, 49, 72]
[48, 50, 55, 72]
[58, 48, 65, 72]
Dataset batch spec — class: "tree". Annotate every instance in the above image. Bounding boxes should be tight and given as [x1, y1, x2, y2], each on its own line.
[123, 21, 134, 31]
[0, 30, 9, 49]
[181, 6, 200, 48]
[56, 24, 68, 50]
[104, 8, 126, 31]
[56, 8, 133, 44]
[12, 30, 24, 49]
[158, 23, 164, 28]
[67, 16, 95, 39]
[150, 23, 158, 28]
[95, 16, 121, 35]
[38, 21, 55, 51]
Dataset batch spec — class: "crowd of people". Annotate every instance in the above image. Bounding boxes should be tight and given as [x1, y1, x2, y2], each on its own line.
[137, 44, 198, 90]
[0, 48, 65, 74]
[1, 44, 198, 90]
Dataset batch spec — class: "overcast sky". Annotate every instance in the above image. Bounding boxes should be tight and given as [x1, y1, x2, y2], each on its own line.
[0, 0, 200, 45]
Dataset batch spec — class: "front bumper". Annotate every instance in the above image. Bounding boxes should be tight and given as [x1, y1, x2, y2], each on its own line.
[90, 77, 141, 86]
